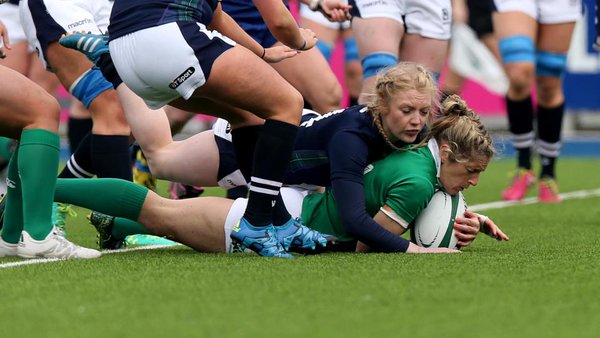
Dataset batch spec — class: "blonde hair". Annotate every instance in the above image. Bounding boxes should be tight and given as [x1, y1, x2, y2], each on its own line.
[424, 94, 495, 163]
[365, 62, 437, 150]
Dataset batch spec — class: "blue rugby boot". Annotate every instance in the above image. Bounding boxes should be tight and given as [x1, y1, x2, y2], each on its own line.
[59, 32, 109, 64]
[230, 218, 292, 258]
[275, 218, 332, 252]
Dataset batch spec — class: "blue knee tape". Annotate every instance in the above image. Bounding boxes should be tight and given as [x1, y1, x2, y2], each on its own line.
[361, 53, 398, 79]
[69, 66, 113, 109]
[316, 41, 334, 62]
[536, 51, 567, 77]
[498, 35, 535, 64]
[344, 37, 359, 62]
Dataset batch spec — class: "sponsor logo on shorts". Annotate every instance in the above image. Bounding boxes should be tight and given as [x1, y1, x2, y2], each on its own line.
[442, 8, 450, 22]
[169, 67, 196, 89]
[67, 18, 93, 30]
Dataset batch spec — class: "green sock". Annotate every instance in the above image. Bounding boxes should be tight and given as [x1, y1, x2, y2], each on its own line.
[0, 137, 15, 162]
[55, 178, 148, 221]
[18, 129, 60, 240]
[112, 217, 151, 239]
[2, 150, 23, 243]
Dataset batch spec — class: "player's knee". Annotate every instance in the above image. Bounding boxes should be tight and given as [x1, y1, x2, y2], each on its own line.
[536, 78, 563, 106]
[361, 52, 398, 79]
[506, 64, 534, 94]
[536, 51, 567, 78]
[69, 66, 113, 109]
[499, 35, 535, 65]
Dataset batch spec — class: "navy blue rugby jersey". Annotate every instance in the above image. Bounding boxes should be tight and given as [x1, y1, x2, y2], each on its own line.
[285, 105, 392, 187]
[108, 0, 220, 41]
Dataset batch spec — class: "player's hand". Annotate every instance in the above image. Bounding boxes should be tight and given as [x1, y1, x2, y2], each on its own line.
[406, 242, 461, 253]
[320, 0, 352, 22]
[262, 45, 299, 63]
[473, 211, 509, 241]
[453, 210, 480, 247]
[297, 28, 318, 51]
[0, 19, 10, 59]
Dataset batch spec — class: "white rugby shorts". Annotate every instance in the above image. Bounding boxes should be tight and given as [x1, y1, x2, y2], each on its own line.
[493, 0, 582, 24]
[19, 0, 112, 68]
[0, 3, 28, 46]
[351, 0, 452, 40]
[109, 21, 235, 109]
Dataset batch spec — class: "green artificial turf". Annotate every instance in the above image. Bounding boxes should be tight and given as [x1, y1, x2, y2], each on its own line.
[1, 158, 599, 338]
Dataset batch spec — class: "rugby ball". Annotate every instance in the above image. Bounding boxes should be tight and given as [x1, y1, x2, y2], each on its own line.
[411, 190, 467, 249]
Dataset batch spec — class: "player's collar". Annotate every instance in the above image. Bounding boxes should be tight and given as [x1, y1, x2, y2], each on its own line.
[427, 138, 442, 179]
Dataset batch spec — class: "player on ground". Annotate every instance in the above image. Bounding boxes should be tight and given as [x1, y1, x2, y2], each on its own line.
[54, 37, 447, 254]
[97, 0, 331, 258]
[492, 0, 582, 202]
[52, 95, 506, 254]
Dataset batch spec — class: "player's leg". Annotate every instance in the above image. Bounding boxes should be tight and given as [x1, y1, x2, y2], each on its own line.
[0, 65, 99, 259]
[341, 27, 363, 106]
[492, 3, 538, 201]
[534, 1, 580, 202]
[350, 1, 404, 103]
[20, 0, 133, 181]
[54, 177, 232, 253]
[399, 0, 452, 83]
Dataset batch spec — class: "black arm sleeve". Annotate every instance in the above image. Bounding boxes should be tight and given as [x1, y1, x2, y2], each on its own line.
[329, 133, 410, 253]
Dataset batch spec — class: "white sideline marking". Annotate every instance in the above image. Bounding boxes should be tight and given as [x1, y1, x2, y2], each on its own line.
[2, 188, 600, 269]
[469, 188, 600, 212]
[0, 244, 178, 270]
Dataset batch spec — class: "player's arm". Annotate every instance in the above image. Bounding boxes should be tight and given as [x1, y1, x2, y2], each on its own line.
[298, 0, 352, 22]
[329, 133, 412, 253]
[355, 206, 408, 253]
[208, 3, 298, 62]
[253, 0, 316, 51]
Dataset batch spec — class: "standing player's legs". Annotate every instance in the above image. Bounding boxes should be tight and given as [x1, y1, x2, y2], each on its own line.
[534, 20, 577, 202]
[341, 28, 363, 107]
[351, 16, 403, 104]
[399, 0, 452, 83]
[493, 8, 538, 201]
[0, 65, 99, 259]
[20, 0, 132, 182]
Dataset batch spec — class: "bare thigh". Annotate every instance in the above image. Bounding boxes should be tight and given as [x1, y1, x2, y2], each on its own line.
[177, 45, 303, 126]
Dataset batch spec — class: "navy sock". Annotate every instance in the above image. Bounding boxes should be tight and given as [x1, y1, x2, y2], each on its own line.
[537, 103, 564, 179]
[506, 95, 534, 170]
[244, 120, 297, 227]
[67, 117, 93, 154]
[92, 134, 132, 180]
[59, 132, 94, 179]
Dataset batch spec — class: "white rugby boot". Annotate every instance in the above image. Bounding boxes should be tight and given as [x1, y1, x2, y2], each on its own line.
[17, 227, 101, 259]
[0, 236, 17, 257]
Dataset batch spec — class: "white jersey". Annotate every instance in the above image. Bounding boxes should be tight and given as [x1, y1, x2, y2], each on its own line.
[493, 0, 582, 24]
[350, 0, 452, 40]
[19, 0, 113, 68]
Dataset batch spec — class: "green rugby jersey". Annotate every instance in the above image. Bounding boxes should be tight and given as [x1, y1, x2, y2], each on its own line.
[301, 141, 439, 243]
